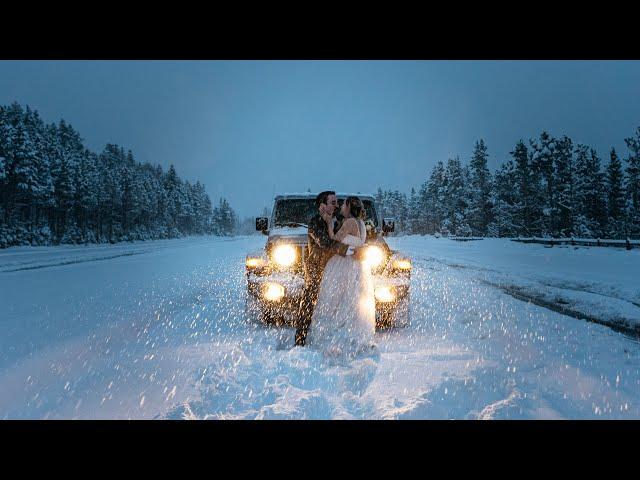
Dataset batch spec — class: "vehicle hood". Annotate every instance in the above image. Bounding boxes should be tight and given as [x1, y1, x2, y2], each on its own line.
[268, 226, 309, 245]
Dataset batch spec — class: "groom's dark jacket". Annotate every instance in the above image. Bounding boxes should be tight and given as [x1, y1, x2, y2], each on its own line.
[295, 212, 349, 346]
[305, 212, 349, 275]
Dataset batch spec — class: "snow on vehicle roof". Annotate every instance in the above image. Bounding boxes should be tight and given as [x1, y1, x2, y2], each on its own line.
[274, 192, 376, 200]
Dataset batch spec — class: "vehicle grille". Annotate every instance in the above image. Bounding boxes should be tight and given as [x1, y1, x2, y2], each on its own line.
[299, 244, 308, 272]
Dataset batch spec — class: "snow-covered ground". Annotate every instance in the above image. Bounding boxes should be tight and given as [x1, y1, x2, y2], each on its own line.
[0, 235, 639, 419]
[394, 236, 640, 333]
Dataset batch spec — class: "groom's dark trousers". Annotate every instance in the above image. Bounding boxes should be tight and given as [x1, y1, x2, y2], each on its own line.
[295, 213, 348, 346]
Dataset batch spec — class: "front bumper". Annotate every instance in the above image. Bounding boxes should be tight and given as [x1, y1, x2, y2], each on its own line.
[246, 271, 410, 327]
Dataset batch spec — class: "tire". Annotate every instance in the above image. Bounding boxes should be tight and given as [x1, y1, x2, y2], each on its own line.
[393, 291, 411, 328]
[260, 304, 278, 325]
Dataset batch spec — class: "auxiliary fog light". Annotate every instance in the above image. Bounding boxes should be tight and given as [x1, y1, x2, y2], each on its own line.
[393, 259, 412, 270]
[272, 244, 297, 267]
[374, 285, 396, 303]
[364, 245, 385, 269]
[246, 257, 265, 268]
[263, 282, 285, 302]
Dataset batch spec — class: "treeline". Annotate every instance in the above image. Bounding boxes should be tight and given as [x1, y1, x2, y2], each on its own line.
[376, 128, 640, 239]
[0, 103, 238, 248]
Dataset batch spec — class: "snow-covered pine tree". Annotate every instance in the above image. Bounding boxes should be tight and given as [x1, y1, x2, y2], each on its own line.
[214, 197, 237, 236]
[467, 139, 493, 236]
[375, 187, 384, 214]
[530, 131, 557, 235]
[624, 127, 640, 237]
[374, 189, 409, 235]
[136, 163, 156, 237]
[0, 105, 5, 185]
[23, 107, 54, 238]
[0, 153, 5, 181]
[98, 144, 125, 242]
[73, 149, 97, 242]
[606, 147, 625, 238]
[164, 164, 182, 235]
[415, 181, 429, 234]
[390, 190, 408, 234]
[590, 149, 608, 236]
[0, 103, 224, 246]
[419, 160, 445, 234]
[6, 112, 43, 242]
[55, 120, 87, 242]
[488, 158, 518, 237]
[441, 156, 471, 236]
[407, 187, 419, 234]
[203, 194, 214, 234]
[511, 140, 542, 236]
[178, 180, 195, 233]
[573, 145, 607, 238]
[120, 154, 137, 238]
[552, 135, 574, 237]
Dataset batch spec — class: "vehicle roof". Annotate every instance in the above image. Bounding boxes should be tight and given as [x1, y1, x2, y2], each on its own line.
[274, 192, 376, 201]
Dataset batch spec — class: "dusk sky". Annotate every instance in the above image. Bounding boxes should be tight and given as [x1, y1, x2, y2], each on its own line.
[1, 60, 639, 217]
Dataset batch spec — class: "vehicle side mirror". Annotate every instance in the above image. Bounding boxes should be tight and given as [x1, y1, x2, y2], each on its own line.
[382, 218, 395, 234]
[256, 217, 269, 234]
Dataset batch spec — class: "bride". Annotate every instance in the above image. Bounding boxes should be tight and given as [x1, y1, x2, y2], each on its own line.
[306, 196, 377, 360]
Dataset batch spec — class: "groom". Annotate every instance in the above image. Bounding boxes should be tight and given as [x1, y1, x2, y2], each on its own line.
[294, 191, 348, 347]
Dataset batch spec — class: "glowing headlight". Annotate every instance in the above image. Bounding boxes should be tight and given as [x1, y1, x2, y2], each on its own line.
[272, 244, 297, 267]
[375, 286, 396, 303]
[393, 259, 412, 270]
[263, 282, 285, 301]
[364, 246, 385, 268]
[246, 257, 265, 268]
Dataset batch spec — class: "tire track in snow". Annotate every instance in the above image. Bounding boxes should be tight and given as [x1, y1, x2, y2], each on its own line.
[0, 251, 150, 272]
[415, 255, 640, 339]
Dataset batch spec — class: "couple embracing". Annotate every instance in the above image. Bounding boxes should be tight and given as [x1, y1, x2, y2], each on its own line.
[295, 191, 378, 360]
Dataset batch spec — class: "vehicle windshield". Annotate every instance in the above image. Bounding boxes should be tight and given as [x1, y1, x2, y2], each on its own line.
[273, 198, 379, 227]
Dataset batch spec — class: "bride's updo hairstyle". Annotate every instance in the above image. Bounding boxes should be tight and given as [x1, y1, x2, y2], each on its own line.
[346, 196, 366, 220]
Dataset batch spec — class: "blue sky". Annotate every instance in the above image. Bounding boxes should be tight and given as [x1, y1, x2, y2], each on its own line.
[1, 60, 639, 217]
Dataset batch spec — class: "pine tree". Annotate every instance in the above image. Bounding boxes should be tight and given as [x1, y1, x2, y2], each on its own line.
[488, 159, 518, 237]
[530, 131, 557, 234]
[606, 147, 625, 237]
[624, 127, 640, 237]
[164, 164, 182, 233]
[419, 161, 445, 234]
[468, 139, 493, 236]
[0, 103, 225, 247]
[573, 145, 607, 237]
[99, 144, 124, 241]
[511, 140, 543, 236]
[441, 156, 471, 236]
[552, 136, 574, 237]
[407, 187, 418, 234]
[214, 197, 237, 236]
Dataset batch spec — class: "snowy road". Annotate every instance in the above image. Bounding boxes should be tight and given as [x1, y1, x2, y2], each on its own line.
[1, 236, 639, 419]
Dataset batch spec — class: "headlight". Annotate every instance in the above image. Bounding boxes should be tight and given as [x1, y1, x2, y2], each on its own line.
[272, 244, 297, 267]
[364, 245, 385, 268]
[246, 257, 265, 268]
[392, 259, 412, 270]
[263, 282, 285, 301]
[374, 285, 396, 303]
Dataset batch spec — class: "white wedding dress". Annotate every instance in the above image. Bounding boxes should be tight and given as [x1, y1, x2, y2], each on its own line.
[307, 219, 377, 360]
